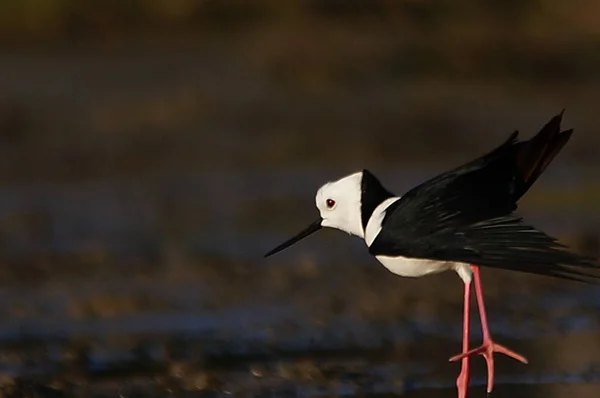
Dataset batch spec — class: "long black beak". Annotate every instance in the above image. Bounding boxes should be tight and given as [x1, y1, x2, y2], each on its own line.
[264, 218, 323, 257]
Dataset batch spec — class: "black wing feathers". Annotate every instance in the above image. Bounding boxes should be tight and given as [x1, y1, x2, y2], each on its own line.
[369, 111, 598, 282]
[513, 110, 573, 198]
[444, 215, 596, 283]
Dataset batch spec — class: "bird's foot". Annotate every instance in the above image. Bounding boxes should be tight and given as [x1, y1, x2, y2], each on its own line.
[449, 339, 528, 394]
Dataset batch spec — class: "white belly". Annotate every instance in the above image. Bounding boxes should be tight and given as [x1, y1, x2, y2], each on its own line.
[375, 255, 472, 282]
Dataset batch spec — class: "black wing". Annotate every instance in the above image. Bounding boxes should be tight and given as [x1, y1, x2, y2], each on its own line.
[369, 112, 599, 282]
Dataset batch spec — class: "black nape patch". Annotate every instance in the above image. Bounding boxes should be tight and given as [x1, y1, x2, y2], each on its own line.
[360, 169, 393, 231]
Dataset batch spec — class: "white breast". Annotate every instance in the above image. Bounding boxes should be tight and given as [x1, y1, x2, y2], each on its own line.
[375, 255, 472, 282]
[375, 255, 452, 277]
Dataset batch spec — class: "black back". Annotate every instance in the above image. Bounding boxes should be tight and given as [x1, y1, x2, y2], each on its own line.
[368, 112, 598, 282]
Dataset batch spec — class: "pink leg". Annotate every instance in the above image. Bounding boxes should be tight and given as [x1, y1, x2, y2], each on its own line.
[455, 279, 471, 398]
[450, 265, 528, 394]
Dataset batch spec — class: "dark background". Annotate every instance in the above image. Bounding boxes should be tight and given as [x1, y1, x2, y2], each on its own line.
[0, 1, 598, 397]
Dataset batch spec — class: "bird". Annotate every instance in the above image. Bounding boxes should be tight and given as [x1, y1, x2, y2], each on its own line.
[264, 111, 598, 398]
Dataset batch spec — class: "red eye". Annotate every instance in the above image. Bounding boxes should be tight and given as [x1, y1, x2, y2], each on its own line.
[326, 199, 336, 208]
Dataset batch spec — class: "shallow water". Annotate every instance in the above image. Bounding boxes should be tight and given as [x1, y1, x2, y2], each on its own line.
[0, 265, 599, 397]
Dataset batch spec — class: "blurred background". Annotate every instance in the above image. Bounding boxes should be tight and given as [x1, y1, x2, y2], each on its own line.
[0, 0, 598, 397]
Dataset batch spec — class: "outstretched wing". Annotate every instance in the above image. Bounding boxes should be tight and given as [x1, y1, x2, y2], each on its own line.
[368, 112, 598, 282]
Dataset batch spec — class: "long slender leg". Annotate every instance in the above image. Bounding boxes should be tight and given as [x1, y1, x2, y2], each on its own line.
[450, 265, 528, 394]
[455, 279, 471, 398]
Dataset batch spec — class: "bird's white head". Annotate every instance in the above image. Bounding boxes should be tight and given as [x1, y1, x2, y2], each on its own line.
[315, 171, 364, 237]
[264, 169, 394, 257]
